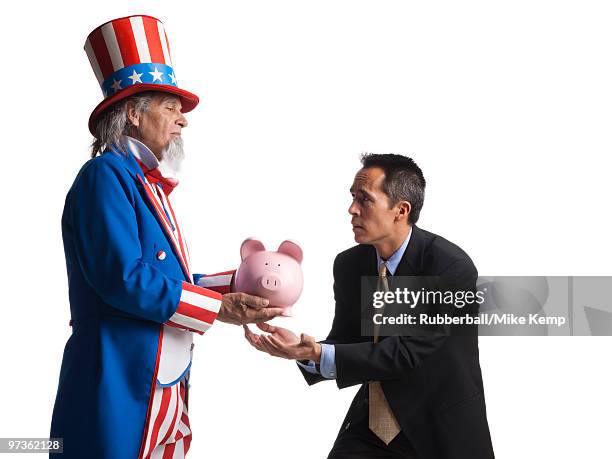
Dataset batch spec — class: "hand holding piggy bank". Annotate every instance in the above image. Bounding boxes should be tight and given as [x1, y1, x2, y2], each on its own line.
[234, 238, 304, 315]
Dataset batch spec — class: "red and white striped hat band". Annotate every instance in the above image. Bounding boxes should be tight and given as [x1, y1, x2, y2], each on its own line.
[85, 15, 180, 97]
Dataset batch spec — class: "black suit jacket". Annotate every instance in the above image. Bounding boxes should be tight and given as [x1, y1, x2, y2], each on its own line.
[300, 225, 495, 459]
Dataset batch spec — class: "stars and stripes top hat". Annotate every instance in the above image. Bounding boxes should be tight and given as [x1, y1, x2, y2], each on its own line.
[85, 15, 199, 135]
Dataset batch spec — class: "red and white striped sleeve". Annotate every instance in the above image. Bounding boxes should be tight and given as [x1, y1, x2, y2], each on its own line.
[194, 270, 236, 295]
[165, 281, 223, 334]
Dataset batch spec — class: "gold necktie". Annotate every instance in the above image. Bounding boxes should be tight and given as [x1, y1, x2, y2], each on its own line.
[369, 263, 401, 445]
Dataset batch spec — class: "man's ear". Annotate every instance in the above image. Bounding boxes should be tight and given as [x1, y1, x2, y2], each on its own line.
[126, 102, 140, 127]
[396, 201, 411, 223]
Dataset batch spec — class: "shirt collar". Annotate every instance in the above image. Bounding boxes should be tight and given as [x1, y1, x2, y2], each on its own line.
[122, 135, 160, 172]
[376, 227, 413, 275]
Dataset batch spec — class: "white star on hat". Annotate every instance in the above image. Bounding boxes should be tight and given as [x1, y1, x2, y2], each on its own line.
[128, 69, 143, 85]
[110, 79, 122, 92]
[149, 67, 164, 82]
[169, 72, 177, 84]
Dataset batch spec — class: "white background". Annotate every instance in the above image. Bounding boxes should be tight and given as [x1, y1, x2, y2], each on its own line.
[1, 1, 611, 458]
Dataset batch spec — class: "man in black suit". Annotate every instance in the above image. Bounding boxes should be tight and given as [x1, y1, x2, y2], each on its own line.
[244, 154, 495, 459]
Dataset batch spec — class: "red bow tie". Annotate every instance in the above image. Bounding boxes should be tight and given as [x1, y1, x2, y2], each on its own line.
[145, 167, 179, 195]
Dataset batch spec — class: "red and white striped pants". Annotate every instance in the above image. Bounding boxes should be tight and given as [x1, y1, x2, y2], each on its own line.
[140, 379, 192, 459]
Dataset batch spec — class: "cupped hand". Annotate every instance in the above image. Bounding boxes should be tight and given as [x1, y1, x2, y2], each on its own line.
[243, 323, 321, 362]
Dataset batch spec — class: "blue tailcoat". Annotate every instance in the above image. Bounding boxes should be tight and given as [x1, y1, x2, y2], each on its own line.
[51, 150, 196, 458]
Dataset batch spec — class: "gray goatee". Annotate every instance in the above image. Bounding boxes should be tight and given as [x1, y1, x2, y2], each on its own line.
[160, 137, 185, 176]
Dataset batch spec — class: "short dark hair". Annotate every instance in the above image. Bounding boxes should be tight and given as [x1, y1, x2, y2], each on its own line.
[360, 153, 426, 224]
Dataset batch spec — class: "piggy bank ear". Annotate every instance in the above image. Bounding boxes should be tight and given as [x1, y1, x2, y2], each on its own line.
[240, 238, 266, 260]
[278, 240, 303, 264]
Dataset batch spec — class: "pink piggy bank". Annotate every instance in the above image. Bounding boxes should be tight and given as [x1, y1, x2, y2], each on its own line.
[234, 238, 304, 314]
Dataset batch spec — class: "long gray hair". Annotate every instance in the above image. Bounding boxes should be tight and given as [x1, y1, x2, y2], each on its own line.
[90, 92, 155, 157]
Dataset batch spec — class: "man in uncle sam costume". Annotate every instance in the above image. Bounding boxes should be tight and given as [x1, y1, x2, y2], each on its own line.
[50, 15, 283, 459]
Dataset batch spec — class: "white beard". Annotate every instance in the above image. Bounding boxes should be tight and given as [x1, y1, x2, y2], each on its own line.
[160, 137, 185, 177]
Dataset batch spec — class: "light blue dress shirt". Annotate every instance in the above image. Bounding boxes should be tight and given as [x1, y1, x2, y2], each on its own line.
[297, 228, 413, 379]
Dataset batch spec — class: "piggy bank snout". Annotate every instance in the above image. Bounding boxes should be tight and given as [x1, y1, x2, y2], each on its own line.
[259, 274, 282, 291]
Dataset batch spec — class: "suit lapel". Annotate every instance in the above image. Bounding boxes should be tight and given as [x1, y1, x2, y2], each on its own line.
[137, 175, 192, 282]
[363, 245, 379, 276]
[358, 246, 379, 316]
[116, 150, 192, 282]
[394, 225, 426, 277]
